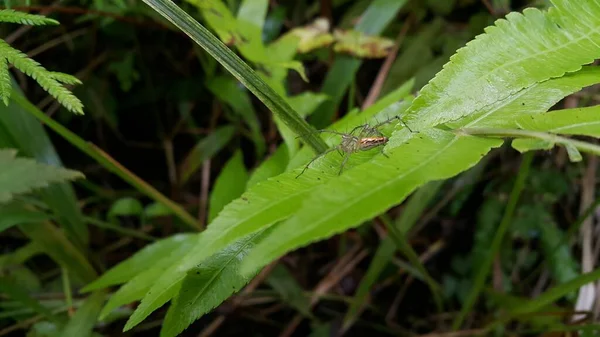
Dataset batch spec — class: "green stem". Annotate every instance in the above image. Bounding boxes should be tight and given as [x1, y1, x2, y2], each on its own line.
[12, 91, 201, 231]
[452, 152, 533, 330]
[379, 214, 444, 312]
[141, 0, 328, 154]
[458, 128, 600, 156]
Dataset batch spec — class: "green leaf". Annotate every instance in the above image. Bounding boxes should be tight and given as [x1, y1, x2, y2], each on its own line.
[333, 29, 395, 58]
[404, 1, 600, 130]
[208, 150, 249, 223]
[143, 202, 174, 219]
[0, 57, 11, 106]
[236, 0, 268, 35]
[47, 72, 82, 86]
[0, 149, 84, 204]
[19, 222, 97, 283]
[179, 125, 235, 184]
[83, 234, 195, 292]
[0, 40, 83, 114]
[205, 76, 264, 156]
[246, 145, 288, 188]
[157, 230, 269, 337]
[0, 9, 59, 25]
[0, 202, 50, 233]
[98, 235, 198, 319]
[288, 18, 334, 53]
[241, 129, 503, 274]
[60, 292, 105, 337]
[512, 105, 600, 152]
[266, 264, 311, 317]
[145, 0, 327, 153]
[107, 197, 144, 220]
[110, 90, 413, 331]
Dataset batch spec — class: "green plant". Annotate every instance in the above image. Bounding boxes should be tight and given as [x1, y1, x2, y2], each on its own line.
[77, 0, 600, 336]
[0, 9, 83, 113]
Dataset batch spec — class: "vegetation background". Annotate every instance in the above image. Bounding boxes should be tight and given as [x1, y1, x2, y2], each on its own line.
[2, 0, 600, 336]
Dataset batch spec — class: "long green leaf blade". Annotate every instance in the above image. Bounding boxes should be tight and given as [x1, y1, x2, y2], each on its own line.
[141, 0, 327, 153]
[157, 230, 269, 337]
[405, 0, 600, 130]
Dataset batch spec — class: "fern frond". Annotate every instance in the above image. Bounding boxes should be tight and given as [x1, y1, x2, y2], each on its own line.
[0, 40, 84, 114]
[0, 149, 84, 204]
[0, 57, 11, 106]
[0, 9, 59, 26]
[48, 72, 82, 85]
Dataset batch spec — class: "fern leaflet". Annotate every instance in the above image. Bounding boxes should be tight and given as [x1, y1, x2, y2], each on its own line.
[0, 40, 84, 114]
[0, 9, 59, 26]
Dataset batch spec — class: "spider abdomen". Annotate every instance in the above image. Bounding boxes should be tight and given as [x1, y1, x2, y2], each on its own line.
[359, 137, 388, 151]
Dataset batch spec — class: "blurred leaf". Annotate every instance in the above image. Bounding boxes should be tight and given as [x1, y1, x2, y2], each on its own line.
[0, 88, 87, 246]
[266, 264, 311, 317]
[287, 92, 329, 118]
[0, 202, 50, 233]
[98, 235, 198, 319]
[236, 0, 268, 35]
[83, 234, 196, 292]
[180, 125, 236, 184]
[19, 222, 97, 283]
[157, 229, 269, 337]
[381, 19, 443, 95]
[208, 150, 249, 223]
[310, 0, 408, 127]
[205, 76, 264, 156]
[288, 18, 334, 53]
[143, 202, 174, 219]
[27, 321, 62, 337]
[493, 268, 600, 327]
[343, 238, 394, 330]
[533, 207, 579, 284]
[107, 52, 139, 92]
[0, 149, 83, 203]
[60, 292, 105, 337]
[426, 0, 457, 15]
[107, 197, 144, 221]
[333, 29, 394, 58]
[0, 278, 61, 324]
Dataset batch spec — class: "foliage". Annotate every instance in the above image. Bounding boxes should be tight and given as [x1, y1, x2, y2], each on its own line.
[0, 149, 83, 203]
[3, 0, 600, 336]
[0, 10, 83, 113]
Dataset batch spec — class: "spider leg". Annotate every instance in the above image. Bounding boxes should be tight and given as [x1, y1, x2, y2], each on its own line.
[295, 129, 349, 140]
[296, 147, 340, 179]
[338, 154, 350, 175]
[350, 124, 368, 136]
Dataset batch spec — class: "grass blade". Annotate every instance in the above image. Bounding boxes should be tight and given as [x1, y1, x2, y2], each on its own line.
[141, 0, 327, 154]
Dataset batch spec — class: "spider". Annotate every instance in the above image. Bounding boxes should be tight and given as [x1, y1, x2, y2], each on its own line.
[296, 116, 413, 178]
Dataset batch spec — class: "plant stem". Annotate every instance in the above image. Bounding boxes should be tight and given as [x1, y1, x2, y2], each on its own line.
[12, 90, 201, 231]
[458, 128, 600, 156]
[452, 152, 533, 330]
[141, 0, 328, 154]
